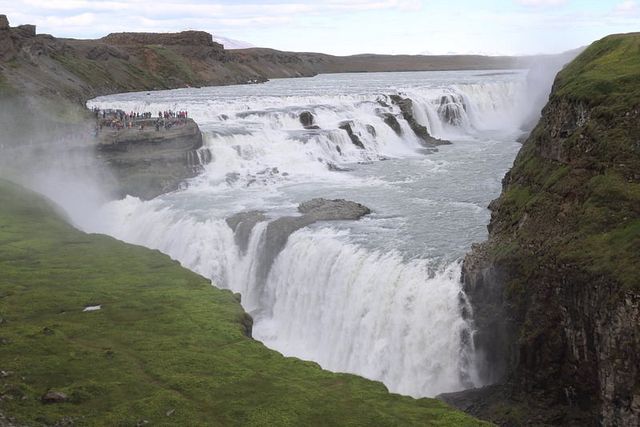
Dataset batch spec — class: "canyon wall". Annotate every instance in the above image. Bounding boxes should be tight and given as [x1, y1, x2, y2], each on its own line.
[444, 33, 640, 426]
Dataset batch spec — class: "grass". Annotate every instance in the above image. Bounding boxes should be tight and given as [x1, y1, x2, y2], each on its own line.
[147, 45, 197, 83]
[0, 179, 486, 426]
[553, 32, 640, 109]
[485, 33, 640, 291]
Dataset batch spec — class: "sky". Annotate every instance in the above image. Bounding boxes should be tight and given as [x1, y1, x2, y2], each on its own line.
[1, 0, 638, 55]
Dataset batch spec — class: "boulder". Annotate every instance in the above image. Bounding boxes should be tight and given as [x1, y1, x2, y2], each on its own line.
[339, 121, 365, 149]
[299, 111, 316, 128]
[41, 391, 67, 404]
[298, 198, 371, 220]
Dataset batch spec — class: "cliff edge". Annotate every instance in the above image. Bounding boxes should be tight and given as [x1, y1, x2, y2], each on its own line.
[442, 33, 640, 426]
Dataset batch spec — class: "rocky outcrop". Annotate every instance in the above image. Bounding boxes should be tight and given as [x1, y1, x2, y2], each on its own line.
[382, 113, 402, 135]
[96, 118, 208, 200]
[339, 121, 365, 149]
[226, 211, 267, 254]
[389, 95, 450, 146]
[444, 34, 640, 426]
[229, 199, 371, 284]
[85, 44, 129, 61]
[102, 31, 220, 48]
[299, 111, 319, 129]
[0, 15, 15, 61]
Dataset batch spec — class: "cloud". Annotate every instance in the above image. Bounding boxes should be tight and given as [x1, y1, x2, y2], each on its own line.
[515, 0, 568, 6]
[614, 0, 638, 14]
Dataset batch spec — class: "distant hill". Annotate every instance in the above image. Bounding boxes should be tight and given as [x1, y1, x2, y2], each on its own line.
[0, 14, 544, 104]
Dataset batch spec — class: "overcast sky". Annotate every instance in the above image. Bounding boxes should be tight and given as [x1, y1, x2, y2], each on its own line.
[1, 0, 638, 55]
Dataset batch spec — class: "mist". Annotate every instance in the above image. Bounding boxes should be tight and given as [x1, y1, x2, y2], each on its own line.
[0, 95, 116, 230]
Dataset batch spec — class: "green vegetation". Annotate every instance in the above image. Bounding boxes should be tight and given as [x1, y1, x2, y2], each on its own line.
[147, 45, 197, 83]
[0, 73, 14, 95]
[0, 180, 486, 426]
[487, 33, 640, 291]
[554, 32, 640, 109]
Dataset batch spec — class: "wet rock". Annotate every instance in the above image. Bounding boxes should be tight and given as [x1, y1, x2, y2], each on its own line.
[382, 113, 402, 135]
[256, 199, 370, 284]
[299, 111, 319, 129]
[339, 121, 365, 149]
[389, 95, 450, 146]
[327, 163, 351, 172]
[226, 211, 267, 254]
[365, 124, 376, 137]
[298, 198, 371, 220]
[41, 391, 67, 404]
[438, 94, 465, 126]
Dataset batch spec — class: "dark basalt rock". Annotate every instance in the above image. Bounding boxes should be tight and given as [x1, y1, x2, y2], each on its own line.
[451, 41, 640, 426]
[299, 111, 319, 129]
[241, 199, 371, 288]
[389, 94, 450, 146]
[226, 210, 267, 255]
[382, 113, 402, 135]
[339, 121, 365, 149]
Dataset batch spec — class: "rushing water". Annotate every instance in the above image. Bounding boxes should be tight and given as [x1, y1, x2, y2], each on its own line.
[85, 70, 526, 397]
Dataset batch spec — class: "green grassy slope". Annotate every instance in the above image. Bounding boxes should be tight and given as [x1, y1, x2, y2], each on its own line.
[489, 32, 640, 290]
[0, 180, 486, 426]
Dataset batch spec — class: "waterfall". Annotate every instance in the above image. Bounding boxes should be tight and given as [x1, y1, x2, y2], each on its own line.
[85, 71, 527, 398]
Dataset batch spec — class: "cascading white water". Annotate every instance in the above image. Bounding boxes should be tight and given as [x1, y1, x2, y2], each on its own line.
[85, 70, 527, 398]
[254, 229, 476, 397]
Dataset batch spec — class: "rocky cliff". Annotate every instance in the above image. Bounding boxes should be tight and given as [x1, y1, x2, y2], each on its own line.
[97, 118, 208, 200]
[442, 33, 640, 426]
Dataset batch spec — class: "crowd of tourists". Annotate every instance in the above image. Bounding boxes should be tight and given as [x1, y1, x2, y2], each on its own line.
[93, 108, 190, 133]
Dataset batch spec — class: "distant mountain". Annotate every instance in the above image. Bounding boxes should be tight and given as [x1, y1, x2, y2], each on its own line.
[419, 49, 507, 57]
[212, 35, 254, 50]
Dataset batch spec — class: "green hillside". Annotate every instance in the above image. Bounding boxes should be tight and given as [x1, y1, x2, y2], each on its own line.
[0, 180, 487, 426]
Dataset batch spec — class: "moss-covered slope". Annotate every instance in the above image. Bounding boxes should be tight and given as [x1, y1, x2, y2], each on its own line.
[0, 179, 486, 426]
[450, 33, 640, 426]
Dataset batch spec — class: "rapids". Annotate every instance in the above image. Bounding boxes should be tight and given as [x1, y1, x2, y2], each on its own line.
[84, 70, 529, 397]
